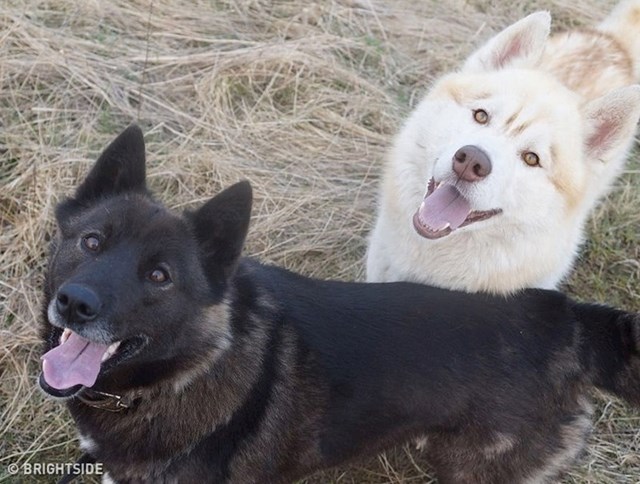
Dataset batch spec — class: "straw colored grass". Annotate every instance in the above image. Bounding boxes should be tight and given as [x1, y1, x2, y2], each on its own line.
[1, 0, 638, 482]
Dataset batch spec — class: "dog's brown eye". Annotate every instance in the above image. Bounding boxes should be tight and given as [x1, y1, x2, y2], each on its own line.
[522, 151, 540, 167]
[82, 235, 100, 251]
[148, 268, 170, 284]
[473, 109, 489, 124]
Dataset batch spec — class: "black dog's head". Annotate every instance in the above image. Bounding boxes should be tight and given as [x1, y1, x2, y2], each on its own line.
[40, 125, 253, 399]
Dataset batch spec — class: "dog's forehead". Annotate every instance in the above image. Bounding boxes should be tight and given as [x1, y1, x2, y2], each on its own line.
[433, 70, 581, 119]
[77, 194, 187, 237]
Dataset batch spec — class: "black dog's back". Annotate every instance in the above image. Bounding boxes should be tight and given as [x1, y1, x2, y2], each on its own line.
[244, 261, 579, 462]
[250, 259, 572, 375]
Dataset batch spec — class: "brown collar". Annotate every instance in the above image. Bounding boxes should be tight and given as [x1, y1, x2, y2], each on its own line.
[76, 388, 140, 412]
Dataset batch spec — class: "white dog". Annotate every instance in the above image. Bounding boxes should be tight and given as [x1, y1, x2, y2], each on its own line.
[367, 2, 640, 293]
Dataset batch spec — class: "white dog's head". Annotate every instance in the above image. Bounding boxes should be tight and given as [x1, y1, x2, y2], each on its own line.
[400, 12, 640, 240]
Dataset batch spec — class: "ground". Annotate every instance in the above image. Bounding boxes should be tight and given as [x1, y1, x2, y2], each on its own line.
[0, 0, 639, 483]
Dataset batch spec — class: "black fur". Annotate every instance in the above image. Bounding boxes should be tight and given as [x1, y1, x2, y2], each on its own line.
[39, 126, 640, 483]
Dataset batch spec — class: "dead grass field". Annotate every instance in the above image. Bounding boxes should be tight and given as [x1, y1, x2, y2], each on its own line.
[1, 0, 639, 482]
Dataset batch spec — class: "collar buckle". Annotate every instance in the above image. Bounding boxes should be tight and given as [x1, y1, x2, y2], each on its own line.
[76, 389, 138, 412]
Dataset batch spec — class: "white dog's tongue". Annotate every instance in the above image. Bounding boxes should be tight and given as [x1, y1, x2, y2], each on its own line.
[417, 184, 471, 231]
[41, 332, 109, 390]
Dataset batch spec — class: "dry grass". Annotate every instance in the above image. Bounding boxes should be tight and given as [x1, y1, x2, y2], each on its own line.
[0, 0, 638, 482]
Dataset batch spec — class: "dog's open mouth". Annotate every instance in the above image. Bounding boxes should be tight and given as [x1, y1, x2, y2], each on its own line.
[40, 328, 145, 394]
[412, 178, 502, 240]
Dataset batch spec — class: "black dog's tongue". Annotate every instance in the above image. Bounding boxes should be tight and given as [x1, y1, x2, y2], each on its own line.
[41, 332, 109, 390]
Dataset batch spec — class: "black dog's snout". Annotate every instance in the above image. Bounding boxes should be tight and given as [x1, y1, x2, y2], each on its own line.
[56, 283, 102, 323]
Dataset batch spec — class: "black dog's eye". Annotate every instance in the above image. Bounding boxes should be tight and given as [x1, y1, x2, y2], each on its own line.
[82, 234, 101, 252]
[148, 267, 170, 284]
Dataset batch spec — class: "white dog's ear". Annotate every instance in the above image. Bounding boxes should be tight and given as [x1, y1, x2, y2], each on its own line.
[583, 86, 640, 163]
[462, 12, 551, 73]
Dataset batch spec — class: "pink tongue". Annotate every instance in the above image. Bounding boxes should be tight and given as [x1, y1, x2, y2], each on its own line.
[417, 184, 471, 231]
[41, 332, 109, 390]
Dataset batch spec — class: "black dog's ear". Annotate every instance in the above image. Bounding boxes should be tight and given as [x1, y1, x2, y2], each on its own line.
[190, 181, 253, 286]
[74, 125, 147, 203]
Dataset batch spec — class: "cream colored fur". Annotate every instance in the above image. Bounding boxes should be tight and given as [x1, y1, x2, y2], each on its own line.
[367, 4, 640, 294]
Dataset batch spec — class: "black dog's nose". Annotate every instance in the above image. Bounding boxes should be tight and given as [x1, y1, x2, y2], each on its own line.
[452, 145, 492, 182]
[56, 283, 101, 322]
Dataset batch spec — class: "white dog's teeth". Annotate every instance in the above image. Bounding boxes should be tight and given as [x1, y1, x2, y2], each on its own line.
[427, 222, 449, 232]
[101, 341, 121, 363]
[60, 328, 72, 345]
[424, 178, 437, 197]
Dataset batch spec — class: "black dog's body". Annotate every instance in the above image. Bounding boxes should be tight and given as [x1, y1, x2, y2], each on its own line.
[40, 127, 640, 483]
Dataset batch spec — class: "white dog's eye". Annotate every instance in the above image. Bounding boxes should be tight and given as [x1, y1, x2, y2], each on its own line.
[473, 109, 489, 124]
[522, 151, 540, 167]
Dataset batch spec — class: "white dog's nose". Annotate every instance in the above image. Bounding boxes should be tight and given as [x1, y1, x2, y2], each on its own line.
[452, 145, 491, 182]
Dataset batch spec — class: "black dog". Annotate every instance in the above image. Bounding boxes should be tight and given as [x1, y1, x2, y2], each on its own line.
[39, 126, 640, 483]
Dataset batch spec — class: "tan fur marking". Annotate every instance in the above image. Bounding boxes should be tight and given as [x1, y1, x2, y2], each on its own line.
[436, 77, 492, 105]
[547, 143, 584, 211]
[590, 28, 634, 74]
[504, 110, 521, 129]
[509, 120, 532, 137]
[172, 301, 232, 393]
[549, 172, 581, 211]
[524, 397, 593, 484]
[482, 432, 516, 458]
[473, 91, 492, 100]
[542, 29, 633, 102]
[444, 80, 463, 105]
[504, 106, 533, 137]
[549, 145, 558, 165]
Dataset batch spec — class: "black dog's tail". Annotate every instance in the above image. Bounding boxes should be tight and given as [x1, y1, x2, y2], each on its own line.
[573, 302, 640, 406]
